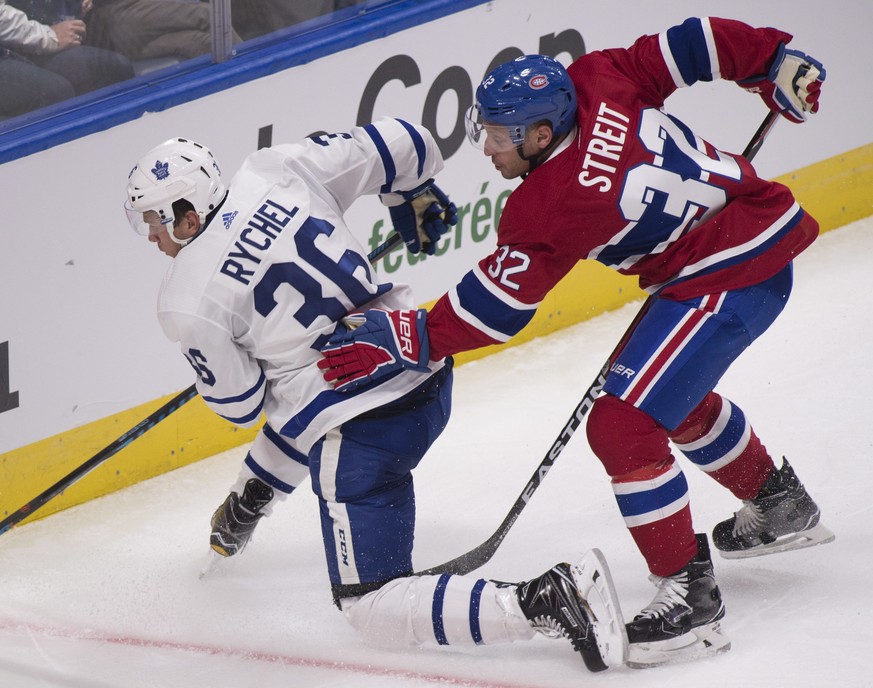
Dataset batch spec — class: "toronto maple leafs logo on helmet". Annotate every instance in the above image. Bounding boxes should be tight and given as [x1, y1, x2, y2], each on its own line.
[151, 160, 170, 180]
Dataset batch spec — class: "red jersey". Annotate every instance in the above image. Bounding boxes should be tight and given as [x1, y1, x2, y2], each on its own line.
[427, 17, 818, 361]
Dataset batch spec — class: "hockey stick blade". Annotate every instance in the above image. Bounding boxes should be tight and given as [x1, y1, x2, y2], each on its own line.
[414, 112, 779, 577]
[0, 233, 403, 537]
[416, 510, 519, 577]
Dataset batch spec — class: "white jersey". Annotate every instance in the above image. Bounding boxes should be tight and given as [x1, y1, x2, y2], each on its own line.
[157, 117, 446, 454]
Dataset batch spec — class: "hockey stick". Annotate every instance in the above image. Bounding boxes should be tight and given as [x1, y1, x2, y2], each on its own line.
[415, 110, 780, 577]
[743, 109, 780, 165]
[0, 386, 198, 536]
[0, 232, 404, 537]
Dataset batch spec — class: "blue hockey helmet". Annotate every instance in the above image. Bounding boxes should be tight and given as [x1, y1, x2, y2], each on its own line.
[465, 55, 577, 152]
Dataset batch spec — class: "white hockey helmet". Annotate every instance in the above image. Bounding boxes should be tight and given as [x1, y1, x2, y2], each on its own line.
[125, 137, 226, 245]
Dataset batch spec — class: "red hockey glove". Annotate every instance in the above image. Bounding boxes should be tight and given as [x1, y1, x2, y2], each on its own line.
[318, 309, 431, 392]
[739, 43, 825, 123]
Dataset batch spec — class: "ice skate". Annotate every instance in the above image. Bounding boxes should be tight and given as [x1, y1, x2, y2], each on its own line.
[712, 458, 834, 559]
[516, 549, 626, 672]
[626, 534, 730, 668]
[209, 478, 274, 557]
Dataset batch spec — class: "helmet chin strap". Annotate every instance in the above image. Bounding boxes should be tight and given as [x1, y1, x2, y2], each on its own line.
[516, 144, 531, 179]
[167, 191, 228, 247]
[516, 131, 567, 179]
[168, 223, 192, 247]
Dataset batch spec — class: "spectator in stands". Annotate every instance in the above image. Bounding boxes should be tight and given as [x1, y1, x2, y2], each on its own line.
[232, 0, 368, 41]
[0, 0, 133, 119]
[86, 0, 241, 66]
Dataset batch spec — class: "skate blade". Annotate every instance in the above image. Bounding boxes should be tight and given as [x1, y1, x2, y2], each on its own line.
[571, 549, 628, 668]
[626, 621, 731, 669]
[719, 522, 835, 560]
[198, 549, 228, 580]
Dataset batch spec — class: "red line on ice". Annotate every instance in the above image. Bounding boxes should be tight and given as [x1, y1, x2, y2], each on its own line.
[0, 618, 551, 688]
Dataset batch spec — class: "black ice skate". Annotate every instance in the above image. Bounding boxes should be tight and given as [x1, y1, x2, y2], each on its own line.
[625, 534, 730, 668]
[209, 478, 274, 557]
[712, 458, 835, 559]
[516, 549, 627, 672]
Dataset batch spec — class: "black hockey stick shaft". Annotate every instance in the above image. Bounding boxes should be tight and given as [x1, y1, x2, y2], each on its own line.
[743, 110, 780, 164]
[416, 110, 779, 576]
[0, 233, 403, 536]
[415, 300, 652, 577]
[0, 385, 197, 536]
[369, 230, 404, 262]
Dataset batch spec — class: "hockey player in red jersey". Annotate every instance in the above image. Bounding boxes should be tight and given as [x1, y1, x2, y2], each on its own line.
[318, 17, 835, 665]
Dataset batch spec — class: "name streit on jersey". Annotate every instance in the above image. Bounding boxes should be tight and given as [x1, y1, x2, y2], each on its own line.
[220, 198, 299, 285]
[578, 101, 631, 193]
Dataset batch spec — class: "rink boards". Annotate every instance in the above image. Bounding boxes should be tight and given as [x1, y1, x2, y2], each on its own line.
[2, 0, 871, 525]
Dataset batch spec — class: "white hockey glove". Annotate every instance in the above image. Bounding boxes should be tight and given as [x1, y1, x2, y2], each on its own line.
[380, 180, 458, 255]
[740, 43, 826, 123]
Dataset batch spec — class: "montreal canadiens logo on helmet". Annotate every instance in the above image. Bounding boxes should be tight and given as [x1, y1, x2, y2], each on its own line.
[529, 75, 549, 90]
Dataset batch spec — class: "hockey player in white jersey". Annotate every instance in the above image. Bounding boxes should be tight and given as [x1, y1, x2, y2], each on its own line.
[124, 119, 626, 671]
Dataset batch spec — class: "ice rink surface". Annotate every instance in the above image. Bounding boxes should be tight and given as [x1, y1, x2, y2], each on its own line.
[1, 217, 870, 687]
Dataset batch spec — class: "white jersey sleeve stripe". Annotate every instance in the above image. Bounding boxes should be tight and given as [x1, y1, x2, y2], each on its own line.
[613, 461, 691, 528]
[201, 368, 266, 425]
[215, 398, 265, 426]
[262, 423, 309, 466]
[443, 265, 541, 343]
[201, 368, 266, 405]
[660, 17, 720, 87]
[701, 17, 721, 80]
[362, 123, 399, 194]
[645, 202, 803, 293]
[659, 30, 687, 88]
[395, 118, 428, 178]
[472, 263, 540, 311]
[448, 288, 511, 343]
[363, 118, 429, 194]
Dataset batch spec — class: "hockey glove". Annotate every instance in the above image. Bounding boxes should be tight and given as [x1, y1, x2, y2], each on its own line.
[318, 308, 431, 392]
[739, 43, 826, 123]
[380, 180, 458, 255]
